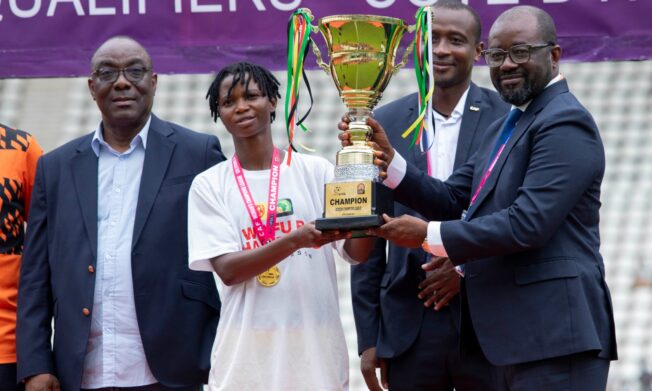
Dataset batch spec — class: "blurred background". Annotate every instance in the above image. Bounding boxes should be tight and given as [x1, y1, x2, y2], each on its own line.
[1, 60, 651, 390]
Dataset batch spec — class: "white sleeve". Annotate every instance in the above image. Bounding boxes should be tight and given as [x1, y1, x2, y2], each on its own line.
[426, 221, 449, 257]
[188, 173, 241, 272]
[384, 152, 407, 189]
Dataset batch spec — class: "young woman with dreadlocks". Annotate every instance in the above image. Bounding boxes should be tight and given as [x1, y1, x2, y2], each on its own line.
[187, 62, 374, 390]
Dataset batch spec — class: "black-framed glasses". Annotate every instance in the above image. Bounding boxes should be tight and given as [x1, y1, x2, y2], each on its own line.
[92, 66, 150, 84]
[482, 43, 553, 68]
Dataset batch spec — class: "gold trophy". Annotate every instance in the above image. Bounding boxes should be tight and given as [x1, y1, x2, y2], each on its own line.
[286, 9, 414, 230]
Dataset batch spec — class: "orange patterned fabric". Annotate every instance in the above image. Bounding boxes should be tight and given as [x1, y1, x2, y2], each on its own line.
[0, 123, 42, 363]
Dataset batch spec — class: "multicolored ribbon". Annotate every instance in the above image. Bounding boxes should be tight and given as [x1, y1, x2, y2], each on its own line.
[285, 8, 316, 164]
[402, 6, 435, 150]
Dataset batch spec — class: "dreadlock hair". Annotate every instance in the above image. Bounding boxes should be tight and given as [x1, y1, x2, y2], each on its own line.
[206, 61, 281, 123]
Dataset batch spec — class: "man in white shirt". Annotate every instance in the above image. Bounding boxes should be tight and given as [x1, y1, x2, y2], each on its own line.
[17, 36, 224, 391]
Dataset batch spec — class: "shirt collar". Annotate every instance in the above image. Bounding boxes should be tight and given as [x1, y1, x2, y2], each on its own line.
[433, 86, 470, 122]
[91, 115, 151, 157]
[514, 73, 564, 112]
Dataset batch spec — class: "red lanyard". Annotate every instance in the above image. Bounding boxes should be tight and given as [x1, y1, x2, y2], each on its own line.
[232, 147, 281, 246]
[469, 108, 523, 207]
[469, 142, 508, 206]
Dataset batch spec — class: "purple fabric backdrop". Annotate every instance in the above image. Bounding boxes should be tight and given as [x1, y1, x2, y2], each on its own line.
[1, 0, 650, 78]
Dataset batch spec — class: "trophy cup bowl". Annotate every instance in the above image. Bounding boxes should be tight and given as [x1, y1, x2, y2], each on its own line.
[310, 13, 410, 230]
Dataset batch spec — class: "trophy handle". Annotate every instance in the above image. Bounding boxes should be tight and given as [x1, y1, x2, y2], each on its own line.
[310, 37, 331, 75]
[393, 25, 417, 75]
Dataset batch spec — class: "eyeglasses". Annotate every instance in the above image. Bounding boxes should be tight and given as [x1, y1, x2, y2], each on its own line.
[92, 66, 150, 84]
[482, 43, 553, 68]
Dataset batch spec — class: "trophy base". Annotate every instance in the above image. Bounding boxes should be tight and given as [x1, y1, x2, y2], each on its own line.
[316, 180, 393, 232]
[316, 215, 384, 231]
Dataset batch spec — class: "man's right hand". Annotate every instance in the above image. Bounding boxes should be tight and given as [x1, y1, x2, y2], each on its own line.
[25, 374, 60, 391]
[338, 117, 395, 180]
[367, 214, 428, 248]
[360, 347, 388, 391]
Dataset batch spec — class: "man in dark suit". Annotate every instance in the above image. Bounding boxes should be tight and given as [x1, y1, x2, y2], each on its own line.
[344, 6, 617, 391]
[350, 1, 508, 390]
[17, 36, 224, 391]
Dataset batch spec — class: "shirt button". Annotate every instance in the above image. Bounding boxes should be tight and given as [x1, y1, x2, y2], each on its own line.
[82, 308, 91, 316]
[88, 265, 95, 273]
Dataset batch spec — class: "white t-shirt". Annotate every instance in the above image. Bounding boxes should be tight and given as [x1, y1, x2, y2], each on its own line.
[188, 152, 351, 391]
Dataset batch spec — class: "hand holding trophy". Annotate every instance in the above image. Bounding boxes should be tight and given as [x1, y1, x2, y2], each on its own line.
[286, 8, 419, 231]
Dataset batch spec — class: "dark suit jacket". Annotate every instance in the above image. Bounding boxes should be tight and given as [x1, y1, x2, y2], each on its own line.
[17, 115, 225, 390]
[394, 80, 617, 365]
[351, 83, 509, 358]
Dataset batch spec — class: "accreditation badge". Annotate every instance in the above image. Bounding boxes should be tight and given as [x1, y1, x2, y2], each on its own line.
[257, 265, 281, 287]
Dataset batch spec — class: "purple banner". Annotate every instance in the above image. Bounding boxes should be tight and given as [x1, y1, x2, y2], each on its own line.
[1, 0, 650, 78]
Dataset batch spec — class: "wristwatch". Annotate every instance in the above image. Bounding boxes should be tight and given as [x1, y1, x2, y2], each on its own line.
[421, 238, 431, 254]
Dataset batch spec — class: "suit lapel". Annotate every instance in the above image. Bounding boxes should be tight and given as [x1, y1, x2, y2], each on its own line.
[132, 116, 175, 249]
[454, 84, 482, 168]
[466, 80, 570, 219]
[413, 83, 483, 172]
[466, 113, 534, 219]
[71, 136, 99, 260]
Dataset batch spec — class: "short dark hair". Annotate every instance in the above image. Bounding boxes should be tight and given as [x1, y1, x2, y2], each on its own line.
[431, 0, 482, 42]
[206, 61, 281, 123]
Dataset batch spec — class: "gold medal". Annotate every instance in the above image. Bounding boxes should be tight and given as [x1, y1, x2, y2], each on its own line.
[257, 265, 281, 287]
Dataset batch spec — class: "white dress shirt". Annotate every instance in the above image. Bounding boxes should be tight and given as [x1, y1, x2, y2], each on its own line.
[80, 116, 158, 389]
[383, 87, 469, 188]
[425, 88, 468, 181]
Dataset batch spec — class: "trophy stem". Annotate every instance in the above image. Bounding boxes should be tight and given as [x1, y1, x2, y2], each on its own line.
[347, 107, 372, 146]
[335, 108, 378, 182]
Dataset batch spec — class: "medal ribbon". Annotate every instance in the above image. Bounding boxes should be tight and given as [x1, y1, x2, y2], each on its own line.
[232, 148, 281, 246]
